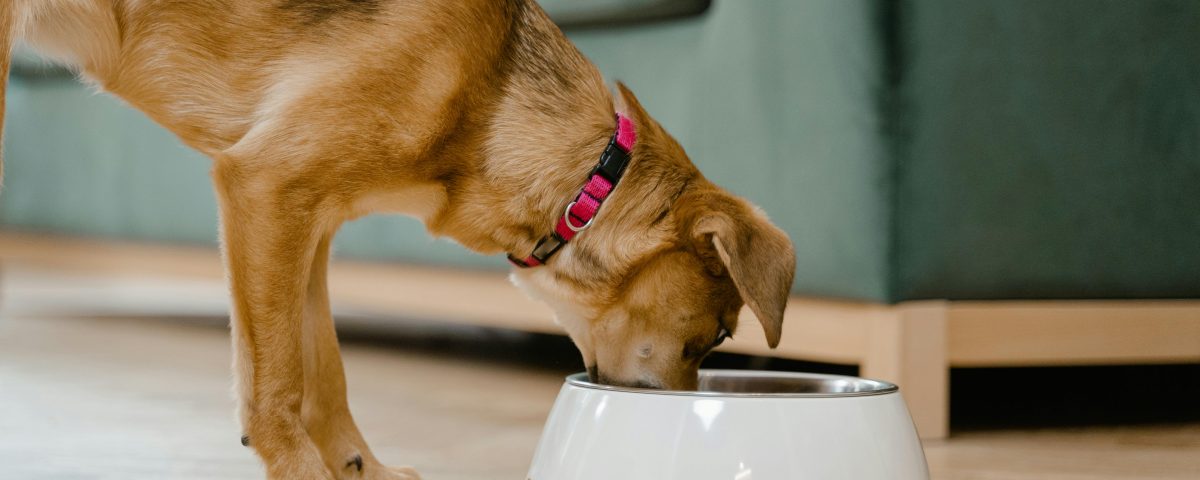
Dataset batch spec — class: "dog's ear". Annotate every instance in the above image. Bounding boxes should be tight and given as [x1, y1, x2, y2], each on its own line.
[614, 81, 649, 125]
[685, 190, 796, 348]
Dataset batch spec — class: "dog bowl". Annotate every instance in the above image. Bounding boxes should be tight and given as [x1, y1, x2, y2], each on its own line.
[527, 370, 929, 480]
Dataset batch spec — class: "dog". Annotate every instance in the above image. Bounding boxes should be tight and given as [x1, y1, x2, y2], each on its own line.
[1, 1, 796, 478]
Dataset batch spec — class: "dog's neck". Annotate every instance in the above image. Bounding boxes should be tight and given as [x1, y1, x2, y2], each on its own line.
[427, 1, 628, 267]
[480, 104, 627, 265]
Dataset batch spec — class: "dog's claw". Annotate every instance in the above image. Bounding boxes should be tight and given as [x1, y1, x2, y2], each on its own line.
[240, 435, 250, 447]
[347, 454, 363, 472]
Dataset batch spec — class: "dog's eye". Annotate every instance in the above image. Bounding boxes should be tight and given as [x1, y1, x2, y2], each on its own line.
[712, 326, 732, 347]
[684, 325, 733, 359]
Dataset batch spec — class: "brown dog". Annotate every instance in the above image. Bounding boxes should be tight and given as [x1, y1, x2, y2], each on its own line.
[1, 1, 796, 478]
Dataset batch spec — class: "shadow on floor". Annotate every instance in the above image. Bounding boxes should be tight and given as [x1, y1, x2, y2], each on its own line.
[950, 363, 1200, 429]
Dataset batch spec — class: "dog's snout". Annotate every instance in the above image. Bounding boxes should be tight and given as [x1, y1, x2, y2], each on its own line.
[594, 372, 664, 390]
[609, 378, 664, 390]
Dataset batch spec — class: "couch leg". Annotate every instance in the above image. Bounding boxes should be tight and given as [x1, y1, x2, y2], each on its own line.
[862, 300, 949, 440]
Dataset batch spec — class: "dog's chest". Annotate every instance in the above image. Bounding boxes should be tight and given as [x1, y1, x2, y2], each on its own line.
[509, 269, 591, 334]
[349, 184, 447, 222]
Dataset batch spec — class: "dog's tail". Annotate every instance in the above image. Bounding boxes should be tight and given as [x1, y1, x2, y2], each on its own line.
[0, 0, 15, 189]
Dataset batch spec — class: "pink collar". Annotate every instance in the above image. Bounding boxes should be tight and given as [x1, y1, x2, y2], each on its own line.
[508, 114, 637, 268]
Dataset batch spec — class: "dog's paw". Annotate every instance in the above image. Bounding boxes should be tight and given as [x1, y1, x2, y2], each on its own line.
[355, 466, 420, 480]
[268, 461, 337, 480]
[338, 455, 420, 480]
[359, 465, 420, 480]
[381, 466, 421, 480]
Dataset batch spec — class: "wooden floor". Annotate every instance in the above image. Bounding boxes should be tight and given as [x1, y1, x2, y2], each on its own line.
[2, 264, 1199, 479]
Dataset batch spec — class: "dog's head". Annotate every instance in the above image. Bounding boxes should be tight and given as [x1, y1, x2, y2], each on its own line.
[511, 84, 796, 390]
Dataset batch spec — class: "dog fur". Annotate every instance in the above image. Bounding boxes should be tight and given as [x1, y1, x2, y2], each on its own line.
[1, 1, 796, 478]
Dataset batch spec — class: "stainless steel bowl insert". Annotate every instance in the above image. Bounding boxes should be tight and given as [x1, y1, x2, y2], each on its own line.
[566, 370, 899, 398]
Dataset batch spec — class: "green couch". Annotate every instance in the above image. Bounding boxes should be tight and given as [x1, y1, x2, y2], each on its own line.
[4, 0, 1198, 303]
[892, 0, 1200, 300]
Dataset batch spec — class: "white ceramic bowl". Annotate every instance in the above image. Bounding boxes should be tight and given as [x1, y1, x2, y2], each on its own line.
[527, 370, 929, 480]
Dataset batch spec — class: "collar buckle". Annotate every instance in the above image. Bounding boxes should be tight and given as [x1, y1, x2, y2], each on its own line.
[590, 137, 631, 183]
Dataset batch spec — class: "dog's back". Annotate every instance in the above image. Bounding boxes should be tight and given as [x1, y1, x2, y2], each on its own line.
[2, 0, 550, 156]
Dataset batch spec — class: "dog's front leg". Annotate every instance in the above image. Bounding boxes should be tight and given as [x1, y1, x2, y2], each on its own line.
[213, 157, 334, 480]
[302, 234, 420, 479]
